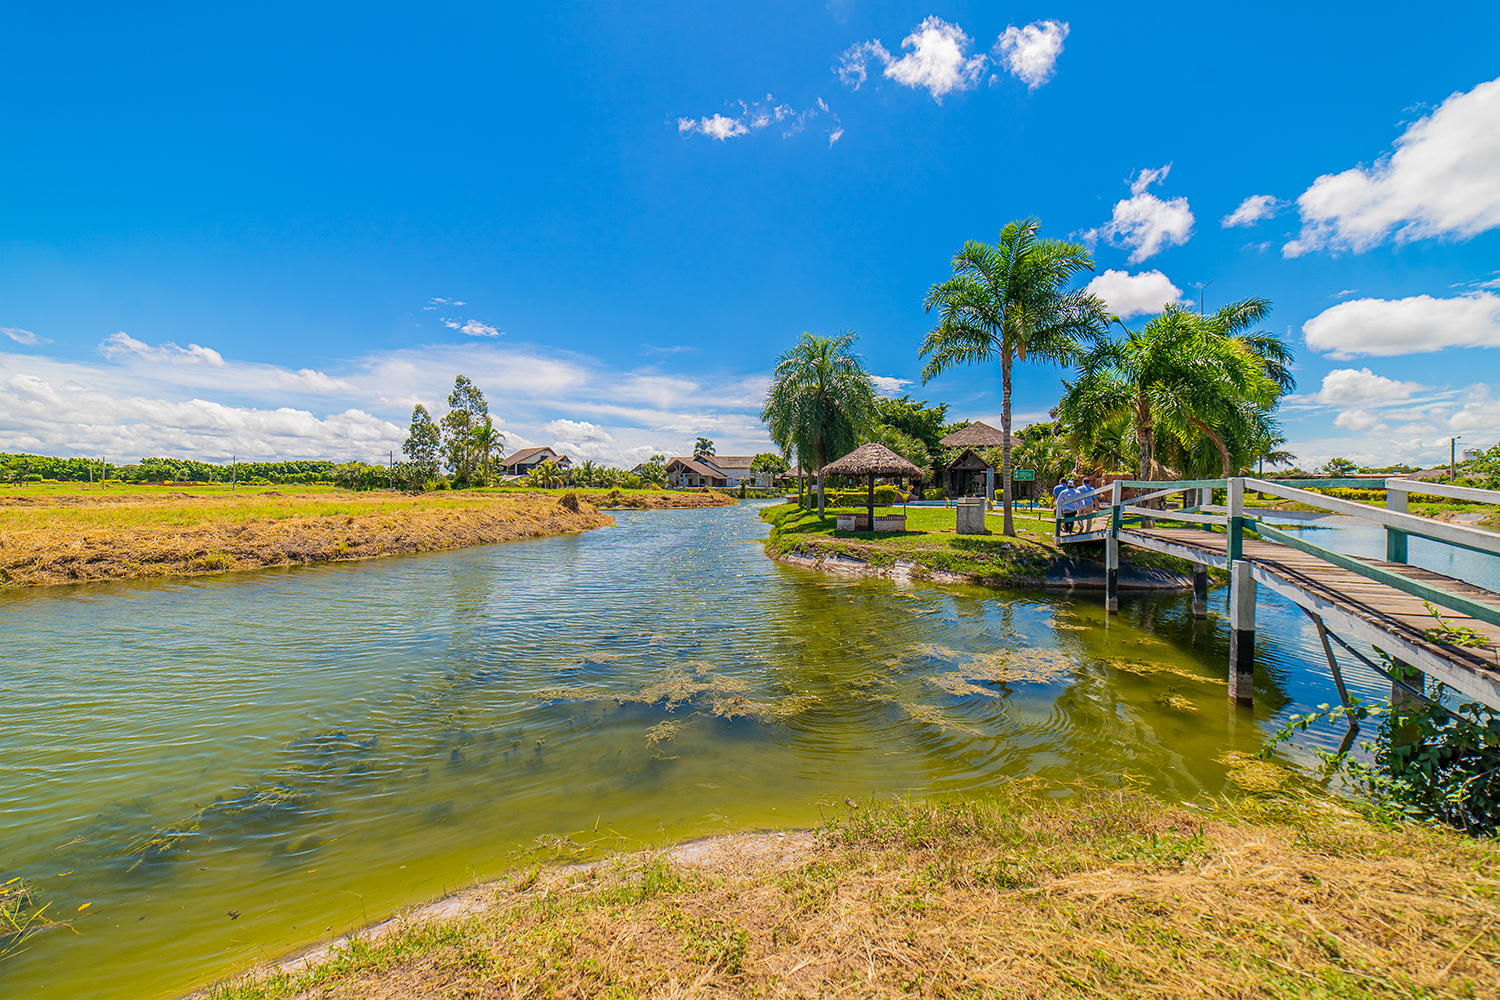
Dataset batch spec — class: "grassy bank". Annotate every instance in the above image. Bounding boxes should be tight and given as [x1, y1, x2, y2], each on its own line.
[0, 487, 619, 589]
[204, 781, 1500, 999]
[762, 503, 1196, 586]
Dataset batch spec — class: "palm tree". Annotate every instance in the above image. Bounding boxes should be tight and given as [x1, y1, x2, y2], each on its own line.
[694, 437, 715, 456]
[1059, 302, 1283, 482]
[761, 332, 878, 517]
[919, 218, 1107, 535]
[576, 460, 598, 487]
[525, 460, 566, 489]
[469, 417, 505, 485]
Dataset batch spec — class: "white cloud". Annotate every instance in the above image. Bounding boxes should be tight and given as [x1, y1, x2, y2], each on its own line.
[870, 375, 913, 396]
[829, 127, 844, 147]
[1284, 75, 1500, 257]
[1221, 195, 1280, 228]
[441, 318, 502, 338]
[545, 419, 615, 443]
[101, 331, 225, 367]
[1304, 367, 1427, 406]
[1084, 269, 1185, 319]
[678, 113, 748, 141]
[95, 332, 358, 395]
[1332, 408, 1384, 431]
[994, 20, 1068, 91]
[839, 17, 987, 103]
[678, 96, 840, 144]
[1302, 291, 1500, 358]
[1087, 165, 1194, 263]
[1, 327, 49, 346]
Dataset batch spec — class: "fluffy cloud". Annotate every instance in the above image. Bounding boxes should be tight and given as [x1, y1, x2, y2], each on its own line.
[0, 371, 401, 462]
[1302, 291, 1500, 358]
[1088, 165, 1194, 263]
[1304, 367, 1427, 406]
[994, 20, 1068, 90]
[870, 375, 914, 396]
[839, 17, 987, 102]
[678, 113, 748, 141]
[441, 318, 502, 337]
[1284, 75, 1500, 256]
[1221, 195, 1280, 228]
[1084, 269, 1184, 319]
[677, 96, 839, 143]
[1, 326, 49, 346]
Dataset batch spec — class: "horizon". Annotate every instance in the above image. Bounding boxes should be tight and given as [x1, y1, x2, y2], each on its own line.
[3, 3, 1498, 471]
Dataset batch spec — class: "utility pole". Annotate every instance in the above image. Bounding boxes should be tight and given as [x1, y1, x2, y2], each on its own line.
[1451, 436, 1461, 481]
[232, 454, 237, 491]
[388, 450, 394, 490]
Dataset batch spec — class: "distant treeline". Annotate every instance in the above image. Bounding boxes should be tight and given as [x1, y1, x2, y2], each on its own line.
[1, 453, 338, 485]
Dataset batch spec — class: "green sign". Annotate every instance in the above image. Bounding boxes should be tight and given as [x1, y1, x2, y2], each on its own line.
[1012, 469, 1036, 481]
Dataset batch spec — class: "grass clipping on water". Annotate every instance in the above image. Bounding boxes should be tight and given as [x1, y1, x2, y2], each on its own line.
[0, 490, 613, 588]
[204, 781, 1500, 1000]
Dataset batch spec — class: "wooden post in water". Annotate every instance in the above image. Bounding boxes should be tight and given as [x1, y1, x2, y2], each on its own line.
[1192, 566, 1209, 618]
[1105, 479, 1121, 614]
[1227, 477, 1255, 705]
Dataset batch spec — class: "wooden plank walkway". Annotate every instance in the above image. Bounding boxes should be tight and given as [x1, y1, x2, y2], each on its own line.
[1118, 527, 1500, 707]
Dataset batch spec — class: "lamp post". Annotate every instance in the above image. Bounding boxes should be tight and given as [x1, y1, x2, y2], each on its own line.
[1452, 436, 1461, 482]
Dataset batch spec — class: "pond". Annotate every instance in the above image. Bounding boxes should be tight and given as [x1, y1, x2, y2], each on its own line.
[0, 501, 1423, 998]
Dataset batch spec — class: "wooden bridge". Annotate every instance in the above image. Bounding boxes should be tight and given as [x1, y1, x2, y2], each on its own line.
[1055, 477, 1500, 712]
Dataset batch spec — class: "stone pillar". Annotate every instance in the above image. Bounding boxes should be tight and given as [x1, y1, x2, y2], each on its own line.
[1192, 566, 1209, 618]
[956, 499, 986, 534]
[1228, 559, 1256, 705]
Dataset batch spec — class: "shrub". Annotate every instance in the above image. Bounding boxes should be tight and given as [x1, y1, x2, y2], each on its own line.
[824, 485, 906, 507]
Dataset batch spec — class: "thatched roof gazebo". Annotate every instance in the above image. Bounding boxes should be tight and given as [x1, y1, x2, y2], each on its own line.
[822, 443, 924, 528]
[938, 420, 1016, 449]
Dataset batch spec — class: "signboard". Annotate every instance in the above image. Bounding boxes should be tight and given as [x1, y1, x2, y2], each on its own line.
[1012, 469, 1036, 481]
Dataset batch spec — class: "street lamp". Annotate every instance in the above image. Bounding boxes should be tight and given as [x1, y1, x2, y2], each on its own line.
[1451, 436, 1461, 482]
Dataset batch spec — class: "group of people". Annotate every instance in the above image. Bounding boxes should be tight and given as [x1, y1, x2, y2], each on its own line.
[1052, 477, 1100, 534]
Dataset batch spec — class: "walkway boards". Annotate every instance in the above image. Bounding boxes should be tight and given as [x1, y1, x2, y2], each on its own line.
[1120, 526, 1500, 707]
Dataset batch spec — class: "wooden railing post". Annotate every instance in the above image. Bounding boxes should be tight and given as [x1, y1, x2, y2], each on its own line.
[1200, 486, 1213, 532]
[1386, 480, 1408, 564]
[1226, 477, 1254, 704]
[1106, 479, 1121, 614]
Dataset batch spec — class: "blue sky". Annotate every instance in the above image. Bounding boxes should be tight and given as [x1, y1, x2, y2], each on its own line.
[2, 2, 1498, 468]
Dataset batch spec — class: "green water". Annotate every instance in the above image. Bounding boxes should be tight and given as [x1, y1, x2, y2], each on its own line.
[1, 502, 1374, 998]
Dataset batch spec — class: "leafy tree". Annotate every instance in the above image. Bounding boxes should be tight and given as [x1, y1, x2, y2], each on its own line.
[761, 331, 877, 517]
[1060, 303, 1283, 482]
[920, 218, 1107, 535]
[470, 416, 504, 485]
[694, 437, 715, 456]
[1321, 456, 1358, 477]
[873, 395, 949, 481]
[750, 452, 789, 474]
[402, 404, 441, 485]
[441, 375, 488, 486]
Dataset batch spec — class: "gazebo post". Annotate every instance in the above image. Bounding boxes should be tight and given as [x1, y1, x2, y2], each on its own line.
[867, 472, 874, 529]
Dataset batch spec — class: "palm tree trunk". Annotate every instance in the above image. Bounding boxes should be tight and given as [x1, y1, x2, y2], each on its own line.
[815, 441, 826, 518]
[1189, 415, 1233, 477]
[1000, 350, 1015, 537]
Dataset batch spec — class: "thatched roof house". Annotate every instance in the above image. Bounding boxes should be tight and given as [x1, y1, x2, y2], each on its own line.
[939, 420, 1017, 449]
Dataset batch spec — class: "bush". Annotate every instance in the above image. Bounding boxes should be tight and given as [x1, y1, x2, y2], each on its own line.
[923, 489, 946, 501]
[824, 486, 907, 507]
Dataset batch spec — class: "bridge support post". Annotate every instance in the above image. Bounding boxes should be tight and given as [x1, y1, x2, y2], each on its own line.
[1192, 566, 1208, 618]
[1228, 559, 1255, 705]
[1200, 487, 1213, 532]
[1386, 484, 1408, 563]
[1106, 479, 1122, 614]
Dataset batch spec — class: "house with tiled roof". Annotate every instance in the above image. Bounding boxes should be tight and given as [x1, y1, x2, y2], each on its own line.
[663, 454, 772, 489]
[500, 446, 571, 477]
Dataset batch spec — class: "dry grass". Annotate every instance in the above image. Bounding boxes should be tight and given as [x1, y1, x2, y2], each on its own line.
[0, 490, 613, 588]
[205, 781, 1500, 1000]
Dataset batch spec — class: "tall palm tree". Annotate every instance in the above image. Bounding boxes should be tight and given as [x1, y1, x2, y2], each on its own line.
[1059, 302, 1283, 481]
[576, 460, 598, 487]
[919, 218, 1107, 535]
[469, 417, 505, 485]
[761, 331, 878, 517]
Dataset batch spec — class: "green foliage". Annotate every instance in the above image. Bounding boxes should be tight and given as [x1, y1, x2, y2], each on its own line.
[1320, 456, 1358, 476]
[920, 217, 1106, 532]
[823, 485, 906, 507]
[402, 404, 441, 484]
[525, 460, 566, 489]
[693, 437, 715, 456]
[0, 454, 339, 485]
[333, 461, 388, 491]
[1268, 689, 1500, 835]
[760, 331, 879, 515]
[441, 375, 489, 484]
[873, 395, 949, 475]
[749, 452, 788, 474]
